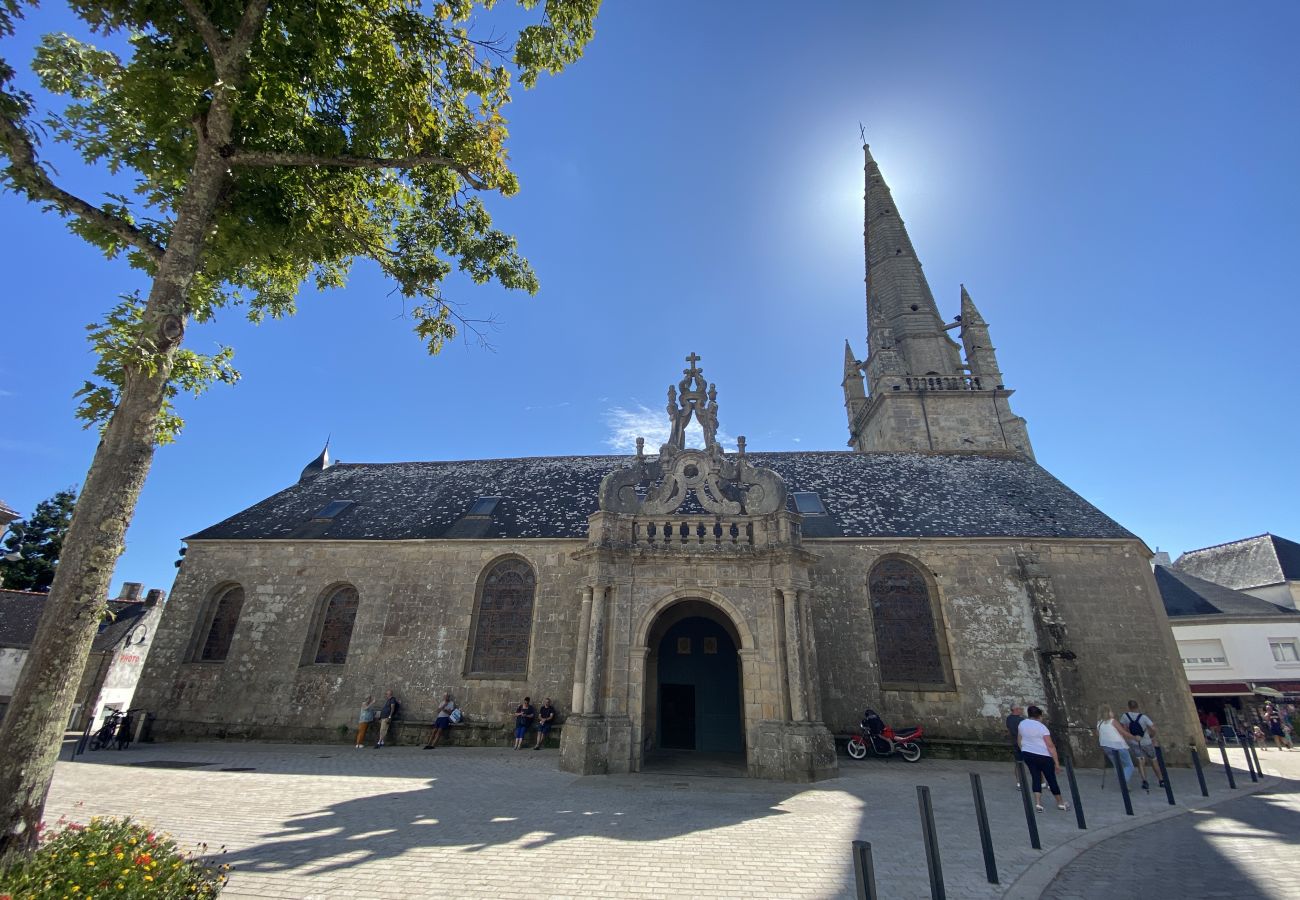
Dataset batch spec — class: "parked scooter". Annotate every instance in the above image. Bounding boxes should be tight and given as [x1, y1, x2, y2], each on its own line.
[846, 709, 923, 762]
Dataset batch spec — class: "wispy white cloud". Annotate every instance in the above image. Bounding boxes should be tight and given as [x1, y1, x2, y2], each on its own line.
[603, 403, 735, 452]
[523, 400, 571, 412]
[0, 388, 14, 397]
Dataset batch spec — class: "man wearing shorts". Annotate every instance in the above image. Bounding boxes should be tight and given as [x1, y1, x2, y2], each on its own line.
[424, 693, 456, 749]
[513, 696, 536, 750]
[534, 698, 555, 750]
[1121, 699, 1165, 790]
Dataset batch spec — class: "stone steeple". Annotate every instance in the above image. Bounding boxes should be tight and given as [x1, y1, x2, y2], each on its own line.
[847, 145, 1033, 459]
[864, 144, 963, 377]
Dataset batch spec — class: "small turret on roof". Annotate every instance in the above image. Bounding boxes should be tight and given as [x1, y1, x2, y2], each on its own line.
[299, 439, 335, 482]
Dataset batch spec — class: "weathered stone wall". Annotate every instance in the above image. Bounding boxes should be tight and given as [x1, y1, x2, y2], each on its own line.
[133, 539, 587, 743]
[856, 391, 1032, 458]
[807, 538, 1201, 764]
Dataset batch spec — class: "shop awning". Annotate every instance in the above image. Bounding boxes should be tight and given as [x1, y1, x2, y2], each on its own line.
[1190, 682, 1251, 696]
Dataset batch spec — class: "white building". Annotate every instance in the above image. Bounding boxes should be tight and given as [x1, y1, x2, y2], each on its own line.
[1154, 565, 1300, 711]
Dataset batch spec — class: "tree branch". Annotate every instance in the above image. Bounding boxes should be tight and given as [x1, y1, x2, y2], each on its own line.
[224, 149, 489, 189]
[178, 0, 227, 64]
[0, 115, 165, 263]
[229, 0, 270, 69]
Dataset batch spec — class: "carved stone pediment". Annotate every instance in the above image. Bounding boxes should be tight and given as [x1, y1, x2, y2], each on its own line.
[598, 354, 787, 518]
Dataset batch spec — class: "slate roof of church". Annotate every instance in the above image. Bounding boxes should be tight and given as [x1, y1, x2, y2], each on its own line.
[1153, 566, 1300, 618]
[0, 590, 152, 651]
[188, 451, 1137, 542]
[1173, 534, 1300, 590]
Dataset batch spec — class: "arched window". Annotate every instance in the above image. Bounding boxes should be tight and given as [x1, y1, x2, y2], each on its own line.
[868, 558, 951, 688]
[311, 585, 359, 664]
[467, 558, 536, 677]
[196, 585, 244, 662]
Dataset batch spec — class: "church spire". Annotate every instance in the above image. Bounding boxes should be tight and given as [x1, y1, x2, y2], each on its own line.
[863, 144, 962, 376]
[959, 284, 1004, 388]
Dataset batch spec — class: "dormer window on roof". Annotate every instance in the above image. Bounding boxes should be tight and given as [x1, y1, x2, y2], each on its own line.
[467, 497, 502, 517]
[312, 500, 355, 520]
[792, 492, 828, 516]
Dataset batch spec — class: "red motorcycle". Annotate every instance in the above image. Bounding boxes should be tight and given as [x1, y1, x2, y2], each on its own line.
[846, 709, 923, 762]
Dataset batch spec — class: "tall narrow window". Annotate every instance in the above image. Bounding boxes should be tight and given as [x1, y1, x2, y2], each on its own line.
[468, 558, 536, 676]
[311, 585, 360, 664]
[199, 586, 244, 662]
[868, 558, 950, 687]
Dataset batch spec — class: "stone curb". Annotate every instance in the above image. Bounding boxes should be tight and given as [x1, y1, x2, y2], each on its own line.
[1001, 774, 1281, 899]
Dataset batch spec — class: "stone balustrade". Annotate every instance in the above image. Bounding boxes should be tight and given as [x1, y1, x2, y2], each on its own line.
[630, 514, 800, 551]
[903, 373, 984, 392]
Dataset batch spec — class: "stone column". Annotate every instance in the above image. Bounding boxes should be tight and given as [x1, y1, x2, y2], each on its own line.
[582, 585, 609, 715]
[770, 588, 792, 721]
[570, 586, 594, 713]
[782, 586, 807, 722]
[796, 588, 823, 722]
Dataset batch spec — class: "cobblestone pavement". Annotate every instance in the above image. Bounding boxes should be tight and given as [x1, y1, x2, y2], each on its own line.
[43, 741, 1285, 899]
[1041, 748, 1300, 900]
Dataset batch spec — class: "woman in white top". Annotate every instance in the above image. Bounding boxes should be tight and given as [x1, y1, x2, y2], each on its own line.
[1017, 705, 1069, 812]
[1097, 705, 1135, 786]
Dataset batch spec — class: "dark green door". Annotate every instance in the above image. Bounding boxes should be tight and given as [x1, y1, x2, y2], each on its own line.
[656, 617, 742, 753]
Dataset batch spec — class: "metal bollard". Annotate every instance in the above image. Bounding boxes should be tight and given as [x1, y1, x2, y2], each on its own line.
[1063, 758, 1086, 829]
[1116, 758, 1134, 815]
[1249, 736, 1264, 778]
[852, 840, 878, 900]
[1017, 762, 1042, 849]
[1154, 746, 1175, 805]
[1241, 734, 1259, 783]
[1217, 737, 1237, 789]
[1190, 746, 1209, 797]
[916, 786, 946, 900]
[969, 773, 999, 884]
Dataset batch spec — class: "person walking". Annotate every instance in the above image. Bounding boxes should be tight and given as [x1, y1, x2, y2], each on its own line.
[1017, 705, 1069, 812]
[424, 693, 456, 749]
[1005, 704, 1025, 788]
[355, 695, 375, 749]
[1097, 704, 1135, 787]
[375, 689, 400, 748]
[1120, 699, 1165, 789]
[513, 696, 536, 750]
[1266, 705, 1293, 750]
[534, 698, 555, 750]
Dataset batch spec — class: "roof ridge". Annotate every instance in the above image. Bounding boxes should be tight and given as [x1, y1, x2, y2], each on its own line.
[1177, 533, 1273, 557]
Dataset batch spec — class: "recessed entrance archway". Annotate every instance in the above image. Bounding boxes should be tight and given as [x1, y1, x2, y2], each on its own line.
[639, 597, 748, 774]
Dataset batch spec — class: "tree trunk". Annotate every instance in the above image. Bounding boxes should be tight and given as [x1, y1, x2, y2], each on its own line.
[0, 131, 237, 864]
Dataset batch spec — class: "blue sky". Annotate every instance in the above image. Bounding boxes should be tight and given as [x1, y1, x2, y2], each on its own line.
[1, 2, 1297, 597]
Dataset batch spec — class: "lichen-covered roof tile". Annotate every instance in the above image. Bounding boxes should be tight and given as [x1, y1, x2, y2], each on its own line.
[188, 451, 1135, 542]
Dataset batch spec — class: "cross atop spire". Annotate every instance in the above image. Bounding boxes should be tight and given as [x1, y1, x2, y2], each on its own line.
[684, 351, 702, 372]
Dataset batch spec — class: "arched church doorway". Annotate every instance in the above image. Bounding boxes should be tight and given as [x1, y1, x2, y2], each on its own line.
[643, 599, 745, 763]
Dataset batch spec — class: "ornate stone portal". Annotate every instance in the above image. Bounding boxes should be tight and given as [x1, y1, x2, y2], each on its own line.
[560, 355, 838, 782]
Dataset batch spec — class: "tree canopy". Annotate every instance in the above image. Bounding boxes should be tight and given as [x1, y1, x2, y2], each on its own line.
[1, 0, 598, 441]
[0, 488, 77, 592]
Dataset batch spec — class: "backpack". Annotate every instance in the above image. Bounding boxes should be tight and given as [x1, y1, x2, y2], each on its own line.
[1125, 712, 1145, 738]
[450, 708, 463, 725]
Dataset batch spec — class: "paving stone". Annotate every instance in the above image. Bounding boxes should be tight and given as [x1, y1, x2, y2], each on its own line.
[43, 743, 1298, 899]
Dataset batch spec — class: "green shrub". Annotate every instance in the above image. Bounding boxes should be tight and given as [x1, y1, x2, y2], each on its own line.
[0, 816, 227, 899]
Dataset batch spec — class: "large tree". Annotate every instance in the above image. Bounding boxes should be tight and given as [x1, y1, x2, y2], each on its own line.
[0, 0, 599, 856]
[0, 488, 77, 592]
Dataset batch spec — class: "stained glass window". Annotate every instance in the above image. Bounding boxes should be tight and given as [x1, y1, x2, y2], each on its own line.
[468, 559, 536, 676]
[314, 585, 359, 664]
[868, 559, 947, 686]
[199, 586, 244, 661]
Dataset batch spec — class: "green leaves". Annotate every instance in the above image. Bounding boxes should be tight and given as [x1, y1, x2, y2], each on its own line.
[75, 293, 240, 444]
[2, 0, 601, 443]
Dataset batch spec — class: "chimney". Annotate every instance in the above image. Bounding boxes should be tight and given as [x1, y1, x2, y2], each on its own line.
[119, 582, 144, 602]
[145, 588, 166, 607]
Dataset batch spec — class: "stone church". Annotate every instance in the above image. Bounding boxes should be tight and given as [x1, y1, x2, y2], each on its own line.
[133, 147, 1199, 781]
